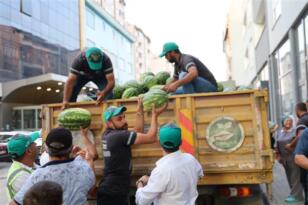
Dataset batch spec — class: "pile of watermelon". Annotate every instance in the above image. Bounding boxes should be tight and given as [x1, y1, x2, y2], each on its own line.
[58, 108, 92, 130]
[112, 71, 172, 111]
[113, 71, 171, 100]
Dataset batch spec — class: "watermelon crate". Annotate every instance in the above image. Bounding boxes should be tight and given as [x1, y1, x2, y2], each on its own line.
[41, 89, 274, 201]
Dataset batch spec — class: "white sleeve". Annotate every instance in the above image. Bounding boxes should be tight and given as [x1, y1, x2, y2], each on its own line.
[135, 167, 169, 205]
[196, 160, 204, 178]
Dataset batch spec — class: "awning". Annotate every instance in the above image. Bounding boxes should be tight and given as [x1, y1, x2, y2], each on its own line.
[1, 73, 96, 104]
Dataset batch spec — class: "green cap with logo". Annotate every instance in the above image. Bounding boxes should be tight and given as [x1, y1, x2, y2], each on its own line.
[103, 105, 127, 122]
[159, 42, 179, 57]
[8, 133, 40, 158]
[85, 47, 103, 71]
[159, 123, 182, 149]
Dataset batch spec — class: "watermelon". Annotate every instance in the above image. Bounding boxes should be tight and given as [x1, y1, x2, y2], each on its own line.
[122, 87, 139, 99]
[217, 83, 224, 92]
[139, 72, 155, 82]
[150, 85, 164, 91]
[142, 75, 157, 89]
[58, 108, 91, 130]
[123, 80, 143, 94]
[143, 89, 168, 111]
[113, 85, 126, 99]
[154, 71, 170, 85]
[165, 77, 173, 84]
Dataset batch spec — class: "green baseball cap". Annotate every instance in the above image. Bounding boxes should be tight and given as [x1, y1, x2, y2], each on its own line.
[85, 47, 103, 71]
[8, 133, 39, 158]
[159, 42, 179, 57]
[159, 123, 182, 149]
[103, 105, 127, 122]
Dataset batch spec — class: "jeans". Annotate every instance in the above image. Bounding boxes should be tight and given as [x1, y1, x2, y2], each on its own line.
[70, 74, 113, 102]
[174, 72, 217, 94]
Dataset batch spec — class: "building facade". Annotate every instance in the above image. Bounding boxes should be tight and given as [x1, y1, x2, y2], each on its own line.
[0, 0, 135, 130]
[225, 0, 308, 123]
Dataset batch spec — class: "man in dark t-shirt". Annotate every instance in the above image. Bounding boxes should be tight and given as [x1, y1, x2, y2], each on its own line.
[62, 47, 115, 108]
[295, 128, 308, 205]
[159, 42, 217, 94]
[97, 99, 167, 205]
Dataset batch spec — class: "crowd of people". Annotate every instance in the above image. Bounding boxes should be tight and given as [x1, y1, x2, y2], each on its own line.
[6, 42, 212, 205]
[272, 101, 308, 204]
[8, 42, 308, 205]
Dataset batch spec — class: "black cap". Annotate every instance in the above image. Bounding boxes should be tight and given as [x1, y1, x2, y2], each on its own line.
[46, 127, 72, 151]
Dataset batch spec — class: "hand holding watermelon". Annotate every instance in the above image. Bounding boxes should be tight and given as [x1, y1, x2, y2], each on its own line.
[152, 102, 168, 116]
[163, 82, 178, 93]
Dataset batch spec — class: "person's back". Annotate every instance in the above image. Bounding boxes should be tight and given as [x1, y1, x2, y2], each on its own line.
[23, 181, 63, 205]
[154, 151, 202, 204]
[135, 123, 203, 205]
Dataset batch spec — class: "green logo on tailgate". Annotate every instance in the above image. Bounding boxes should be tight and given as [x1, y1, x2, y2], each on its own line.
[206, 116, 244, 152]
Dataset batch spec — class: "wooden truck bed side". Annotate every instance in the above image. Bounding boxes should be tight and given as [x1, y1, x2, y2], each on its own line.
[41, 89, 274, 186]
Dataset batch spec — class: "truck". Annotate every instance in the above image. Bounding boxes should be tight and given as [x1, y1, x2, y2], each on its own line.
[41, 89, 273, 205]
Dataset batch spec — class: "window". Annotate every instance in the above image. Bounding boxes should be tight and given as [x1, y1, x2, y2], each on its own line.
[297, 20, 307, 102]
[20, 0, 32, 16]
[276, 39, 294, 116]
[86, 8, 95, 29]
[23, 110, 35, 129]
[272, 0, 281, 25]
[102, 20, 106, 31]
[86, 39, 95, 47]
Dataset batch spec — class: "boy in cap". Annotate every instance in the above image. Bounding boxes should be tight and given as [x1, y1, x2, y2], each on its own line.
[6, 132, 39, 200]
[62, 47, 115, 108]
[135, 123, 203, 205]
[23, 180, 63, 205]
[10, 127, 96, 205]
[97, 99, 167, 205]
[159, 42, 217, 94]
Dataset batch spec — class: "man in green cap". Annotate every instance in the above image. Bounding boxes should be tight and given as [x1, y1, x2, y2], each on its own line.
[97, 99, 167, 205]
[160, 42, 217, 94]
[6, 133, 39, 200]
[135, 123, 203, 205]
[62, 47, 115, 109]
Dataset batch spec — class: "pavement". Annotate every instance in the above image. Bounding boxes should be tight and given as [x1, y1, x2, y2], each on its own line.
[0, 161, 305, 205]
[263, 161, 304, 205]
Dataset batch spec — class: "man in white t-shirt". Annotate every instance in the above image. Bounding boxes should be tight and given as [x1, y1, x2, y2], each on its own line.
[135, 123, 204, 205]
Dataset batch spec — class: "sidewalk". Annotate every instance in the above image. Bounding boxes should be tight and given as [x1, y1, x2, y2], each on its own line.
[262, 161, 303, 205]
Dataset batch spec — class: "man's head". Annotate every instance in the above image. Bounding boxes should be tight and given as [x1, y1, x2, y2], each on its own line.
[46, 127, 73, 158]
[8, 133, 38, 162]
[23, 180, 63, 205]
[85, 47, 103, 71]
[159, 42, 180, 63]
[295, 102, 307, 118]
[104, 105, 128, 130]
[159, 123, 182, 153]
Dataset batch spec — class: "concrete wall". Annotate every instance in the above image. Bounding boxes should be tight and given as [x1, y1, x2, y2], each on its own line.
[266, 0, 308, 54]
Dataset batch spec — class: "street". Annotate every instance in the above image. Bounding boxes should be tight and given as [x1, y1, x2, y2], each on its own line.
[0, 161, 304, 205]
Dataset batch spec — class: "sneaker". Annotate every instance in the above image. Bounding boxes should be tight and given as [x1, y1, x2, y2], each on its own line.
[285, 196, 300, 203]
